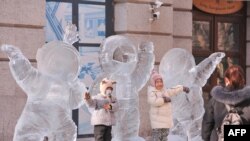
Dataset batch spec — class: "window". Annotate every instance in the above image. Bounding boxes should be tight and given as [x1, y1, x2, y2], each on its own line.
[192, 6, 246, 103]
[45, 0, 114, 138]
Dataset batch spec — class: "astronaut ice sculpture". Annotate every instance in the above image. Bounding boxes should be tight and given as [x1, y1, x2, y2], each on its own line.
[159, 48, 225, 141]
[89, 35, 155, 141]
[1, 23, 87, 141]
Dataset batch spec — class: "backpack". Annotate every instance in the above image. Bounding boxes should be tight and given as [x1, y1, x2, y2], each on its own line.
[216, 104, 243, 141]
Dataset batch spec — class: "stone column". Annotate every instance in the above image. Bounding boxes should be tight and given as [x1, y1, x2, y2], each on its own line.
[114, 0, 174, 63]
[173, 0, 192, 51]
[0, 0, 46, 140]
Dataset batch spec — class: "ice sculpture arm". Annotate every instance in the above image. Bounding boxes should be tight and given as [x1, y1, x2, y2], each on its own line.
[69, 80, 87, 109]
[165, 85, 184, 97]
[202, 98, 215, 141]
[1, 44, 49, 96]
[132, 42, 155, 91]
[190, 52, 225, 87]
[63, 23, 79, 45]
[147, 87, 165, 107]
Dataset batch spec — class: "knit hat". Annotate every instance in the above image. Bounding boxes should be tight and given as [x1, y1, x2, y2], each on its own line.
[100, 78, 116, 94]
[150, 70, 163, 87]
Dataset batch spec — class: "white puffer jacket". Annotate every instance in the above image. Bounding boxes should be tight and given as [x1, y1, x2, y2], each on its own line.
[85, 94, 118, 126]
[148, 85, 184, 129]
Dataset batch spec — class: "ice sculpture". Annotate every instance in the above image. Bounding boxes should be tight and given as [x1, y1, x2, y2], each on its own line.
[1, 23, 87, 141]
[159, 48, 225, 141]
[89, 35, 155, 141]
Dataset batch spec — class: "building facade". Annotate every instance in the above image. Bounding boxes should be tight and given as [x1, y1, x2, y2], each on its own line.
[0, 0, 249, 141]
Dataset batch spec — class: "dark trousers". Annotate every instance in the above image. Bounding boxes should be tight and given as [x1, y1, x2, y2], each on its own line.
[152, 128, 170, 141]
[94, 125, 112, 141]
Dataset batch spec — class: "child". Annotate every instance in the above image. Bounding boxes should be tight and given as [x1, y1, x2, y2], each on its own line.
[84, 78, 118, 141]
[148, 71, 189, 141]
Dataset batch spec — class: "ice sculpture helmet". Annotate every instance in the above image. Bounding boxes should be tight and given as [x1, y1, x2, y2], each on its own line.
[99, 35, 138, 75]
[36, 23, 80, 81]
[36, 41, 80, 81]
[159, 48, 196, 88]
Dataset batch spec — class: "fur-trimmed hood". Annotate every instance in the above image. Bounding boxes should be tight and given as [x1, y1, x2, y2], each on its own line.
[211, 86, 250, 106]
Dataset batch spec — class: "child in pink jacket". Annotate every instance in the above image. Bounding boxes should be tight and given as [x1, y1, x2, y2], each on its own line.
[148, 71, 189, 141]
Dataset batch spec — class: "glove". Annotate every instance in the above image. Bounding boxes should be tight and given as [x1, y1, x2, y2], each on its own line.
[84, 92, 91, 100]
[163, 96, 171, 103]
[103, 103, 112, 110]
[183, 86, 190, 94]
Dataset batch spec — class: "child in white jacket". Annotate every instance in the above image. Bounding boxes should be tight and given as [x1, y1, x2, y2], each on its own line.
[84, 78, 118, 141]
[148, 71, 189, 141]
